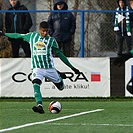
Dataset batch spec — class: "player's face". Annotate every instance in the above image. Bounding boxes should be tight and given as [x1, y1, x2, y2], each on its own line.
[10, 0, 18, 7]
[39, 27, 48, 37]
[57, 3, 64, 10]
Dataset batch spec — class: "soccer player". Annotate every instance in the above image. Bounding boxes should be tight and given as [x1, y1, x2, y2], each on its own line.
[0, 21, 80, 114]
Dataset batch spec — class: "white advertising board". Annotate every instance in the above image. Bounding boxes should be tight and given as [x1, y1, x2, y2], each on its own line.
[0, 58, 110, 97]
[125, 58, 133, 97]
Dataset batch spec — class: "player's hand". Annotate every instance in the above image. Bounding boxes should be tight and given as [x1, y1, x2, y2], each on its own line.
[113, 53, 132, 67]
[0, 31, 4, 36]
[71, 67, 80, 74]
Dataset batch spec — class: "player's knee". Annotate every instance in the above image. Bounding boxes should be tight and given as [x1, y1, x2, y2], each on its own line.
[32, 79, 42, 85]
[54, 80, 64, 91]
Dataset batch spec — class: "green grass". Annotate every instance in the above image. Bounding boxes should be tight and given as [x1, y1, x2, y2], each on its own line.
[0, 99, 133, 133]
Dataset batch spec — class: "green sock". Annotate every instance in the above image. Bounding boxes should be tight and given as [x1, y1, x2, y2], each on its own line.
[33, 83, 42, 105]
[59, 76, 64, 90]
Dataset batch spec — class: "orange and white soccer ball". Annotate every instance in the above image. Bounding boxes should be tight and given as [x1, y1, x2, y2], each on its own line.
[48, 101, 62, 114]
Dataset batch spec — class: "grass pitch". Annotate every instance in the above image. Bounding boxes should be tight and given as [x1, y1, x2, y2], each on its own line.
[0, 98, 133, 133]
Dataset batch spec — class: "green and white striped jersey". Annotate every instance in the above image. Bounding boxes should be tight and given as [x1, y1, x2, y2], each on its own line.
[28, 32, 57, 68]
[5, 32, 74, 69]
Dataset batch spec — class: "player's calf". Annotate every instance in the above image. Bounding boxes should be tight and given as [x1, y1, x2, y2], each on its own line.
[54, 80, 64, 91]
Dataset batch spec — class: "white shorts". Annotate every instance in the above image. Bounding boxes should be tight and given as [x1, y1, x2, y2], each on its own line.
[32, 68, 61, 83]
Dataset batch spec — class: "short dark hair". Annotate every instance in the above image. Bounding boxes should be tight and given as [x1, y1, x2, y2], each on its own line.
[40, 21, 48, 28]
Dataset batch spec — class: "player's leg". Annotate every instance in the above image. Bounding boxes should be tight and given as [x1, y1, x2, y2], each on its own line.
[32, 79, 42, 105]
[32, 68, 44, 114]
[45, 68, 64, 91]
[56, 69, 66, 79]
[53, 77, 64, 91]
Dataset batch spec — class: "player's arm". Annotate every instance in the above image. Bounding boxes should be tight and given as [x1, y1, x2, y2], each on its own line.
[5, 33, 24, 39]
[52, 42, 80, 74]
[0, 31, 31, 42]
[5, 33, 31, 42]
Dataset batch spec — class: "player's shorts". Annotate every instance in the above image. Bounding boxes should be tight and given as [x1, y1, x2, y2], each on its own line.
[32, 68, 61, 83]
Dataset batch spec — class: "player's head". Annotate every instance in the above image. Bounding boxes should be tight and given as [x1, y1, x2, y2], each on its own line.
[39, 21, 48, 37]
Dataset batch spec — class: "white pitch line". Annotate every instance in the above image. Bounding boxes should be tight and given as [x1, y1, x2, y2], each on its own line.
[0, 109, 104, 133]
[47, 123, 133, 127]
